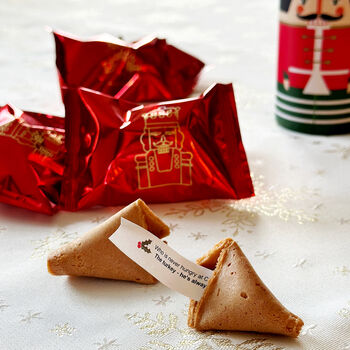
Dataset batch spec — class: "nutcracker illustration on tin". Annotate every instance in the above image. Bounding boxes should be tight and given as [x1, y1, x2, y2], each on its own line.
[135, 106, 193, 189]
[277, 0, 350, 134]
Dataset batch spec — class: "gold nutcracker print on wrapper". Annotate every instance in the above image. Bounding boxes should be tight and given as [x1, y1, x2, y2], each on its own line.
[135, 107, 193, 189]
[0, 108, 64, 157]
[277, 0, 350, 134]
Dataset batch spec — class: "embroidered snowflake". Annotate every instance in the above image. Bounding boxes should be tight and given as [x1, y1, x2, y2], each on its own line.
[91, 216, 107, 223]
[51, 322, 76, 337]
[31, 228, 78, 258]
[315, 169, 325, 176]
[339, 302, 350, 319]
[339, 218, 350, 225]
[20, 310, 42, 323]
[94, 338, 120, 349]
[164, 200, 226, 218]
[125, 312, 177, 336]
[221, 209, 256, 236]
[168, 223, 179, 232]
[334, 266, 350, 276]
[325, 144, 350, 159]
[152, 296, 172, 306]
[300, 324, 317, 336]
[292, 258, 307, 268]
[255, 250, 275, 259]
[188, 232, 207, 240]
[0, 300, 9, 311]
[312, 203, 323, 210]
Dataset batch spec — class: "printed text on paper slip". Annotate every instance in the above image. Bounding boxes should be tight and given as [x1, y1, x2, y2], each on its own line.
[109, 218, 213, 301]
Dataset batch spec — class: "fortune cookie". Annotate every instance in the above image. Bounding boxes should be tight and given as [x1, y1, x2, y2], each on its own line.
[47, 199, 169, 284]
[188, 238, 304, 337]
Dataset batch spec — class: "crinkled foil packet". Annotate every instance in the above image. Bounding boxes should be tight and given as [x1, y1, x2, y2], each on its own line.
[0, 31, 254, 214]
[54, 31, 205, 102]
[61, 83, 254, 210]
[0, 105, 65, 214]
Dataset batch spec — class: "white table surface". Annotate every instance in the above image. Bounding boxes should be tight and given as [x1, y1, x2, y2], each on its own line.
[0, 0, 350, 349]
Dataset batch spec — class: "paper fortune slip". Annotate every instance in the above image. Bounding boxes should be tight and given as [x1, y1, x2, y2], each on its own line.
[109, 218, 213, 301]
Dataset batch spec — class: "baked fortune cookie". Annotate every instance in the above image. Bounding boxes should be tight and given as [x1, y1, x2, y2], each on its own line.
[47, 199, 169, 284]
[188, 238, 304, 337]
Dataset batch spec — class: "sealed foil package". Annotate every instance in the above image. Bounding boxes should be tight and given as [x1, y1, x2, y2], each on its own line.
[0, 105, 65, 214]
[54, 31, 205, 102]
[61, 83, 254, 210]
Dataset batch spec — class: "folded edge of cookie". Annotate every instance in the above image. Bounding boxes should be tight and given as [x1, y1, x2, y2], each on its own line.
[188, 238, 304, 337]
[47, 199, 169, 284]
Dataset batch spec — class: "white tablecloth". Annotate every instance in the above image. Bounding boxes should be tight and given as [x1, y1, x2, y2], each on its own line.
[1, 0, 349, 349]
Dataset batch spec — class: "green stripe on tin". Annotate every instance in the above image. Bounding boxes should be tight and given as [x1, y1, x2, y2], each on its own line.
[277, 96, 350, 111]
[276, 115, 350, 135]
[277, 83, 350, 101]
[276, 105, 350, 120]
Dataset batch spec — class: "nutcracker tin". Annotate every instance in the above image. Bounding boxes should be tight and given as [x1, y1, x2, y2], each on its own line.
[277, 0, 350, 134]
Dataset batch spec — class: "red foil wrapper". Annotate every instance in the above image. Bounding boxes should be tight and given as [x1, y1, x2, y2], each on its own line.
[54, 31, 204, 102]
[0, 105, 65, 214]
[61, 83, 254, 211]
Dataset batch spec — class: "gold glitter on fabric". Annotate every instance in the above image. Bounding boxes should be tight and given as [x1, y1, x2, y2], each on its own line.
[125, 312, 177, 336]
[50, 322, 76, 337]
[125, 313, 284, 349]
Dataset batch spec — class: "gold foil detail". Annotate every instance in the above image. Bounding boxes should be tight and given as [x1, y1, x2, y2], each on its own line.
[135, 107, 193, 189]
[0, 118, 64, 158]
[102, 51, 140, 75]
